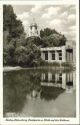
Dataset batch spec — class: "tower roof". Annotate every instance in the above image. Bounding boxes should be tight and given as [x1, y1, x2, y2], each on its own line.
[30, 23, 37, 27]
[30, 18, 37, 27]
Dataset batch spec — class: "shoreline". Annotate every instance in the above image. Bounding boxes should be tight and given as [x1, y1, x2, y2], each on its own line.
[3, 66, 22, 72]
[3, 65, 75, 72]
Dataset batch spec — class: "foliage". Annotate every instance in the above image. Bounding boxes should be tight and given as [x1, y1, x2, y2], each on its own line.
[40, 28, 58, 38]
[3, 5, 42, 67]
[3, 5, 26, 66]
[24, 36, 42, 46]
[3, 5, 67, 67]
[3, 5, 24, 39]
[40, 28, 66, 47]
[3, 43, 15, 65]
[15, 44, 41, 67]
[41, 33, 66, 47]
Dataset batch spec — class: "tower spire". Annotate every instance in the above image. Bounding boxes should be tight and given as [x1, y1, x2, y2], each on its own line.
[28, 18, 39, 37]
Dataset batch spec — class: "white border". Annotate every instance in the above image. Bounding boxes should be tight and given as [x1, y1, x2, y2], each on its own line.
[0, 2, 3, 124]
[0, 0, 79, 124]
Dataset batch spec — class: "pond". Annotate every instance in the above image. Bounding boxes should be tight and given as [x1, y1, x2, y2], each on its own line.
[3, 67, 76, 117]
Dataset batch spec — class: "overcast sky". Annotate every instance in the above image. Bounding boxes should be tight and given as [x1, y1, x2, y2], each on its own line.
[12, 5, 76, 41]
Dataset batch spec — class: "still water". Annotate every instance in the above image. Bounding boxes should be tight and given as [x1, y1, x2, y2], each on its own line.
[3, 67, 76, 117]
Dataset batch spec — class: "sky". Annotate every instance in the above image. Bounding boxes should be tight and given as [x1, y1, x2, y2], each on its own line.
[12, 5, 76, 41]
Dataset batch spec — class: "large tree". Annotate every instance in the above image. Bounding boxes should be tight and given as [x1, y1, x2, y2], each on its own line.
[3, 5, 25, 65]
[3, 5, 42, 67]
[40, 28, 67, 47]
[3, 5, 24, 39]
[40, 28, 58, 38]
[15, 44, 41, 67]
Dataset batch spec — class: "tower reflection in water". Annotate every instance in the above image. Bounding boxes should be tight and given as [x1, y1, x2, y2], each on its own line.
[40, 71, 75, 100]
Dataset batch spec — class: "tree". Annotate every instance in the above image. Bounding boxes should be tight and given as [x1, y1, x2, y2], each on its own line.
[40, 28, 58, 38]
[25, 36, 42, 47]
[40, 28, 67, 47]
[15, 44, 41, 67]
[3, 43, 15, 65]
[3, 5, 67, 67]
[3, 5, 26, 66]
[3, 5, 24, 39]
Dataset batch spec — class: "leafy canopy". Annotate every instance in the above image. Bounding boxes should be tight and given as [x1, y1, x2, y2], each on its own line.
[3, 5, 67, 67]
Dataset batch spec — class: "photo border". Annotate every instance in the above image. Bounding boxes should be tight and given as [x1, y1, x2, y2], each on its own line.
[0, 0, 79, 124]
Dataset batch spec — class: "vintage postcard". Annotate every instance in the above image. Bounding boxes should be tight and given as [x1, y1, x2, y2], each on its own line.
[0, 0, 79, 124]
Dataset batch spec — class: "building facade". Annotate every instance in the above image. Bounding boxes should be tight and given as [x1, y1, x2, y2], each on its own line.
[40, 46, 73, 63]
[27, 21, 74, 63]
[41, 71, 76, 93]
[40, 46, 66, 62]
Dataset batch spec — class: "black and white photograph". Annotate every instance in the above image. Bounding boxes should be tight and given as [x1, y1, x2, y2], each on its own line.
[3, 4, 77, 118]
[0, 0, 79, 124]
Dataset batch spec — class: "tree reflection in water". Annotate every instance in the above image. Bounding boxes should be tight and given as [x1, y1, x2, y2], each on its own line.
[3, 68, 75, 117]
[40, 87, 65, 101]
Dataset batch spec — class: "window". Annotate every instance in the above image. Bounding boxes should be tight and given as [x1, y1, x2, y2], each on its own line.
[44, 51, 48, 60]
[59, 57, 62, 60]
[42, 73, 45, 81]
[52, 74, 55, 82]
[59, 74, 62, 83]
[59, 53, 62, 56]
[51, 51, 55, 60]
[58, 50, 62, 60]
[45, 73, 48, 82]
[57, 73, 62, 84]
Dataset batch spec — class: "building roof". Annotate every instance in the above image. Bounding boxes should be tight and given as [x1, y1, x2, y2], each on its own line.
[40, 46, 66, 51]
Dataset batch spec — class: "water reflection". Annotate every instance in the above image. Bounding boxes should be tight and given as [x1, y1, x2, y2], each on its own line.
[41, 72, 75, 90]
[40, 72, 75, 101]
[3, 68, 76, 117]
